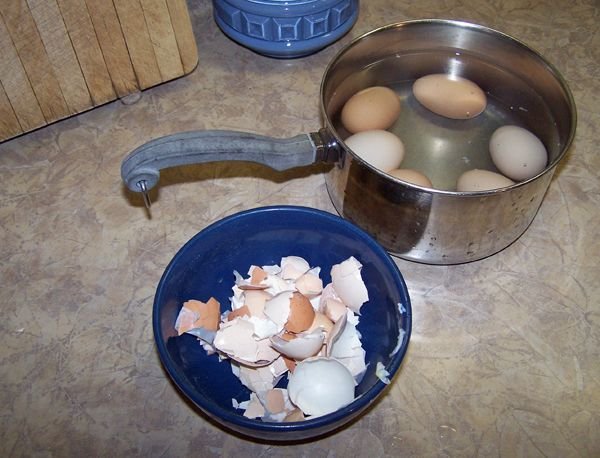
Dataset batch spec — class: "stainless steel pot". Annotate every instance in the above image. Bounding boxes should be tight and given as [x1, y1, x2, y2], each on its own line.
[121, 19, 576, 264]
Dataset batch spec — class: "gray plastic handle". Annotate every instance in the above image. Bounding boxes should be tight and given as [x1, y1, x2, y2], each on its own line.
[121, 129, 341, 196]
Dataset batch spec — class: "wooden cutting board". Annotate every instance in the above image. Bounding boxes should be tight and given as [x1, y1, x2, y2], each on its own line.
[0, 0, 198, 142]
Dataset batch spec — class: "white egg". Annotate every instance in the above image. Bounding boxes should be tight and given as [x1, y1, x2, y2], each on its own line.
[287, 357, 356, 417]
[344, 130, 405, 172]
[456, 169, 515, 192]
[489, 125, 548, 181]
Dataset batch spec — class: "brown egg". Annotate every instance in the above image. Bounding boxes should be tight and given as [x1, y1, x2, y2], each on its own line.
[387, 168, 433, 187]
[413, 73, 486, 119]
[341, 86, 401, 133]
[285, 292, 315, 333]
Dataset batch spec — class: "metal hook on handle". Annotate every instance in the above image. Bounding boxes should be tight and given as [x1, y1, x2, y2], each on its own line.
[137, 180, 152, 209]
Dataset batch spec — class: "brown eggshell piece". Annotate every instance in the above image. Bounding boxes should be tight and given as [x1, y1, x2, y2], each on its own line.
[284, 408, 305, 422]
[283, 355, 297, 373]
[181, 298, 220, 333]
[228, 305, 251, 321]
[250, 266, 268, 286]
[285, 292, 315, 334]
[265, 389, 286, 414]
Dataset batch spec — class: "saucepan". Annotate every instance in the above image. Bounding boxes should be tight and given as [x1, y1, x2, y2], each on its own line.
[121, 19, 576, 264]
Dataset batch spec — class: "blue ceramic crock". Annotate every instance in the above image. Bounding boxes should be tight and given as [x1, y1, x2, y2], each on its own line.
[212, 0, 359, 58]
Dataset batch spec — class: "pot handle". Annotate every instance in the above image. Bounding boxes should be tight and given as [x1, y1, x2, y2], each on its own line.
[121, 129, 340, 207]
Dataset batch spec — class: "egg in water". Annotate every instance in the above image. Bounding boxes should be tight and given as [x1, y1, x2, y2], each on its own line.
[341, 86, 401, 133]
[489, 125, 548, 181]
[387, 168, 433, 187]
[456, 169, 516, 192]
[344, 130, 405, 172]
[413, 73, 487, 120]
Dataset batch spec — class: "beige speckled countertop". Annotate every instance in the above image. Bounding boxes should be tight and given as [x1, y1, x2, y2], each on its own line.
[1, 0, 599, 456]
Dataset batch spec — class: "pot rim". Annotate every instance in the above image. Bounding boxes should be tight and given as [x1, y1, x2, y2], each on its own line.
[319, 18, 578, 197]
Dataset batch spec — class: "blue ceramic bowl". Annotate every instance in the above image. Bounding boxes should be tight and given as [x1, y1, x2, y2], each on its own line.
[212, 0, 359, 58]
[153, 206, 411, 441]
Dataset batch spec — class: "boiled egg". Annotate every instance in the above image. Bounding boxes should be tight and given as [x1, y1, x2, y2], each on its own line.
[489, 125, 548, 181]
[456, 169, 516, 192]
[387, 168, 433, 187]
[413, 73, 487, 119]
[344, 130, 405, 173]
[341, 86, 401, 133]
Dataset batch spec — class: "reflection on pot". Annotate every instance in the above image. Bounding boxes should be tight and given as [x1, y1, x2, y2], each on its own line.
[326, 155, 432, 257]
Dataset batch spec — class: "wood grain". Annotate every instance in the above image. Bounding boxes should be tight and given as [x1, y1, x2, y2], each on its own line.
[0, 0, 70, 122]
[166, 0, 198, 74]
[56, 0, 116, 106]
[0, 15, 45, 132]
[140, 0, 184, 82]
[0, 0, 195, 142]
[0, 82, 22, 139]
[84, 0, 139, 98]
[113, 0, 162, 90]
[27, 0, 92, 114]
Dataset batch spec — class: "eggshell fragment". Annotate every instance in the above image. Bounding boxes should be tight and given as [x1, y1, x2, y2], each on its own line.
[307, 312, 334, 335]
[263, 291, 293, 332]
[341, 86, 401, 133]
[489, 125, 548, 181]
[387, 168, 433, 188]
[413, 73, 487, 119]
[234, 268, 268, 290]
[328, 314, 367, 381]
[330, 256, 369, 314]
[295, 272, 323, 298]
[280, 256, 310, 280]
[285, 292, 315, 333]
[287, 358, 356, 417]
[375, 362, 391, 385]
[284, 408, 305, 422]
[457, 169, 515, 192]
[243, 289, 272, 316]
[344, 130, 405, 172]
[242, 393, 265, 419]
[213, 318, 279, 366]
[227, 305, 250, 321]
[323, 298, 347, 323]
[270, 329, 325, 360]
[234, 357, 288, 393]
[175, 298, 220, 336]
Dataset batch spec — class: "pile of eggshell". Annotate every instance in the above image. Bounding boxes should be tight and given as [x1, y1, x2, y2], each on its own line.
[175, 256, 389, 422]
[340, 73, 549, 191]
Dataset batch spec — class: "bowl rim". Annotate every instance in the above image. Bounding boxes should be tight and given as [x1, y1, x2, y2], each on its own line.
[152, 205, 412, 436]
